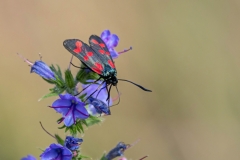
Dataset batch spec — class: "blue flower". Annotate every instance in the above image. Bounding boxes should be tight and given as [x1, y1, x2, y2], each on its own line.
[21, 155, 36, 160]
[86, 96, 111, 115]
[51, 94, 89, 127]
[101, 30, 132, 59]
[31, 61, 55, 80]
[40, 143, 72, 160]
[105, 142, 129, 160]
[81, 80, 112, 106]
[64, 136, 83, 151]
[17, 53, 55, 80]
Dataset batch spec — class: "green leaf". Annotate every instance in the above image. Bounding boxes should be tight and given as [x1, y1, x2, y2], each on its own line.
[76, 69, 100, 84]
[79, 93, 87, 101]
[58, 124, 65, 129]
[56, 65, 63, 79]
[77, 154, 92, 160]
[85, 115, 102, 126]
[38, 148, 45, 152]
[50, 86, 65, 94]
[50, 65, 64, 81]
[100, 154, 107, 160]
[78, 122, 84, 133]
[58, 117, 101, 134]
[54, 134, 65, 145]
[65, 70, 75, 89]
[42, 77, 56, 84]
[82, 119, 88, 127]
[38, 92, 59, 101]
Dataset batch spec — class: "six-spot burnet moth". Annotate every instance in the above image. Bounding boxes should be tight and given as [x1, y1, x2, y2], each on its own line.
[63, 35, 152, 105]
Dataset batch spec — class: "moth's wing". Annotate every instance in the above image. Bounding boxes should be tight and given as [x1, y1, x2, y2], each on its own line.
[63, 39, 105, 75]
[89, 35, 116, 70]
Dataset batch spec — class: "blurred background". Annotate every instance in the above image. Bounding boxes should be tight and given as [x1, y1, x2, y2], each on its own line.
[1, 0, 240, 159]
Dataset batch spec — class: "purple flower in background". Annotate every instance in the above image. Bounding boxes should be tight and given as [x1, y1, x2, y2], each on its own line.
[40, 143, 72, 160]
[100, 30, 132, 59]
[17, 53, 55, 80]
[21, 155, 36, 160]
[105, 142, 129, 160]
[81, 80, 112, 106]
[50, 94, 89, 127]
[64, 136, 83, 151]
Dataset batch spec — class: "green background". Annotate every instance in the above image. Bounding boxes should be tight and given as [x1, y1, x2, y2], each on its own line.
[1, 0, 240, 159]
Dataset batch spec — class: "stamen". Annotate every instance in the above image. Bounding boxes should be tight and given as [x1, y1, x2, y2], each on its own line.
[17, 53, 33, 66]
[139, 155, 148, 160]
[48, 106, 70, 109]
[38, 52, 42, 60]
[127, 139, 140, 149]
[112, 92, 122, 102]
[118, 46, 132, 54]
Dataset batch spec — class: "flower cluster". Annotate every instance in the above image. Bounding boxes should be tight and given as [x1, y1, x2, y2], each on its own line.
[19, 30, 147, 160]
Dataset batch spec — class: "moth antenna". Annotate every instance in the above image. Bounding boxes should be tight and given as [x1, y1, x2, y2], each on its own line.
[39, 121, 56, 139]
[111, 85, 120, 107]
[118, 46, 132, 54]
[118, 79, 152, 92]
[68, 55, 74, 70]
[75, 77, 102, 96]
[139, 155, 148, 160]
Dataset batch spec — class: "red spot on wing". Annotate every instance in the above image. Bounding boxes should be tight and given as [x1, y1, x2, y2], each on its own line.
[92, 62, 103, 74]
[108, 60, 115, 68]
[99, 50, 105, 54]
[99, 43, 105, 47]
[73, 41, 82, 53]
[105, 52, 110, 55]
[91, 39, 98, 44]
[87, 52, 93, 57]
[84, 56, 89, 61]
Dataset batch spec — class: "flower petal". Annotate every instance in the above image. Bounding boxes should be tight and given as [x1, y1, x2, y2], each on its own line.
[21, 155, 36, 160]
[52, 99, 71, 115]
[88, 104, 100, 115]
[87, 97, 111, 115]
[109, 48, 119, 59]
[40, 147, 58, 160]
[81, 80, 112, 105]
[59, 94, 74, 101]
[101, 30, 111, 42]
[31, 61, 55, 80]
[74, 104, 89, 119]
[64, 113, 74, 127]
[40, 144, 72, 160]
[106, 34, 119, 48]
[61, 147, 72, 160]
